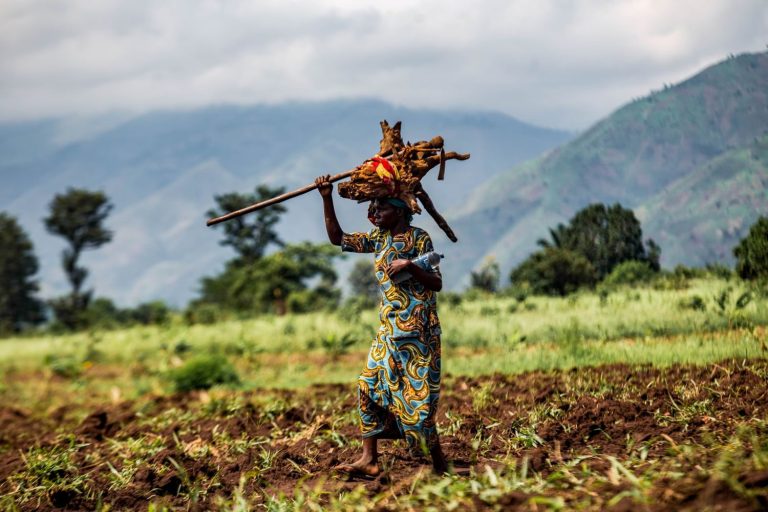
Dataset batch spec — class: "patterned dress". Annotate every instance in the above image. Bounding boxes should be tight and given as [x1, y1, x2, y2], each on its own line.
[341, 226, 442, 451]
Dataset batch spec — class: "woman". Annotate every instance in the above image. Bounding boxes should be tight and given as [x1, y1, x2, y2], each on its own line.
[315, 174, 448, 477]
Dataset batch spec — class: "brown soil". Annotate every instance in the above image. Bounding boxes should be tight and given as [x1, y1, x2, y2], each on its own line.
[1, 359, 767, 510]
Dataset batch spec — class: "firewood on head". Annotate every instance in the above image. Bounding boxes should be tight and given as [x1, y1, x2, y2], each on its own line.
[336, 120, 469, 241]
[207, 119, 469, 239]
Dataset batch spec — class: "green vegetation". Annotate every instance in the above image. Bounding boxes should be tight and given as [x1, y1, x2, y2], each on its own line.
[0, 212, 44, 334]
[0, 276, 766, 510]
[510, 247, 597, 296]
[1, 52, 767, 509]
[470, 257, 501, 293]
[536, 203, 659, 277]
[44, 188, 114, 330]
[602, 260, 656, 287]
[194, 241, 342, 316]
[1, 277, 766, 396]
[511, 203, 658, 295]
[347, 259, 379, 306]
[195, 186, 343, 316]
[450, 51, 768, 279]
[206, 186, 287, 264]
[734, 215, 768, 281]
[168, 354, 240, 392]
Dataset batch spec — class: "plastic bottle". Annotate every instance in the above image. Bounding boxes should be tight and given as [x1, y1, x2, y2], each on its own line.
[391, 252, 444, 283]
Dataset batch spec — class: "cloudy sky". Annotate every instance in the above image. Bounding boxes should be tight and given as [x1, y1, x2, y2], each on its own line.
[1, 0, 766, 130]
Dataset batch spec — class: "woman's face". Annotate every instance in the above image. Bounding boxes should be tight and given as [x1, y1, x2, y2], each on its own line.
[371, 199, 403, 230]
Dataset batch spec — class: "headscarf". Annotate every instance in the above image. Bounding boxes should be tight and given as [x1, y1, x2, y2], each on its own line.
[385, 197, 413, 224]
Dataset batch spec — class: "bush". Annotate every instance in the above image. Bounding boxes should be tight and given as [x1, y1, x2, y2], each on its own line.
[128, 301, 171, 325]
[85, 298, 172, 328]
[705, 263, 732, 280]
[536, 203, 660, 278]
[84, 297, 123, 328]
[315, 332, 356, 360]
[510, 248, 597, 296]
[653, 265, 703, 291]
[602, 260, 656, 286]
[463, 287, 494, 302]
[184, 303, 226, 325]
[678, 295, 706, 311]
[43, 355, 82, 379]
[285, 286, 340, 314]
[734, 216, 768, 281]
[347, 260, 379, 304]
[470, 257, 500, 293]
[440, 291, 463, 307]
[168, 354, 240, 392]
[673, 264, 705, 280]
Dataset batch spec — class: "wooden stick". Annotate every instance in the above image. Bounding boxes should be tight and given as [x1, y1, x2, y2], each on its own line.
[206, 169, 355, 226]
[437, 148, 446, 180]
[415, 183, 458, 242]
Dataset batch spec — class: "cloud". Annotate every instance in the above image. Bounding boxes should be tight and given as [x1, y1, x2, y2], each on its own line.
[0, 0, 765, 129]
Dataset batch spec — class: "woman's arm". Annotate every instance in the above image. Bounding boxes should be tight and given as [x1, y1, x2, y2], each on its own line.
[315, 175, 343, 246]
[386, 259, 443, 292]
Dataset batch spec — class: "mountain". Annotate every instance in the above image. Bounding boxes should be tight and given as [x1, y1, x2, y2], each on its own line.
[446, 51, 768, 285]
[0, 100, 571, 306]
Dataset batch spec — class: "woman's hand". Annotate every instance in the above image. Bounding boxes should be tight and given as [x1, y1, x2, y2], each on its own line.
[316, 174, 343, 245]
[387, 257, 442, 291]
[315, 175, 333, 198]
[386, 258, 412, 277]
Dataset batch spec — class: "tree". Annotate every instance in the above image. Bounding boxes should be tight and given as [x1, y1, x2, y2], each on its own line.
[510, 247, 597, 296]
[602, 260, 656, 286]
[195, 242, 342, 315]
[556, 203, 658, 279]
[510, 203, 660, 296]
[0, 213, 44, 334]
[734, 216, 768, 281]
[348, 259, 379, 305]
[250, 242, 341, 314]
[199, 190, 342, 315]
[469, 257, 501, 293]
[536, 223, 568, 249]
[206, 186, 286, 265]
[44, 188, 113, 329]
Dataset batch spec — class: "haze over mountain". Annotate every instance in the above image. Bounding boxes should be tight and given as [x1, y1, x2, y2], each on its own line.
[0, 100, 571, 306]
[445, 51, 768, 285]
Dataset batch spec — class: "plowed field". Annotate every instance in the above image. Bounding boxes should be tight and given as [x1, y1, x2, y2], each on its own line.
[2, 359, 767, 510]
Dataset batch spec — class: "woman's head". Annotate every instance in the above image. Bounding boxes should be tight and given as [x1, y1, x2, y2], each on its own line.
[370, 198, 412, 229]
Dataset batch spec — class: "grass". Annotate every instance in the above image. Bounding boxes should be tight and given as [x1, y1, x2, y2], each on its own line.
[0, 278, 766, 411]
[1, 278, 765, 363]
[1, 277, 767, 509]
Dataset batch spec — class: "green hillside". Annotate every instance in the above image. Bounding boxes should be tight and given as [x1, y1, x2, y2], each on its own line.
[637, 134, 768, 266]
[445, 51, 768, 284]
[0, 100, 570, 304]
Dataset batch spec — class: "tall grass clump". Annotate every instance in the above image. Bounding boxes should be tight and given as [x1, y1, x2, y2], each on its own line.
[168, 354, 240, 392]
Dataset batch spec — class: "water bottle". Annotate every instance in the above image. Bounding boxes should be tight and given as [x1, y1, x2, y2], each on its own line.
[392, 252, 444, 283]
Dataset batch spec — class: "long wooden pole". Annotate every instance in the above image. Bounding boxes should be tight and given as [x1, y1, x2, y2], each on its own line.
[206, 169, 356, 226]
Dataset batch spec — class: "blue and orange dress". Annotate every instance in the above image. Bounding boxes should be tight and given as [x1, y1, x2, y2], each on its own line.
[341, 226, 442, 451]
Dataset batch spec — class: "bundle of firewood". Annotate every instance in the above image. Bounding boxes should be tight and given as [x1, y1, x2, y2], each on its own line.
[337, 121, 470, 241]
[206, 120, 470, 242]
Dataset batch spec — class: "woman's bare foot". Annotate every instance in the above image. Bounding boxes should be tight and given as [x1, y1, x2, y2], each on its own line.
[335, 437, 380, 479]
[334, 454, 380, 479]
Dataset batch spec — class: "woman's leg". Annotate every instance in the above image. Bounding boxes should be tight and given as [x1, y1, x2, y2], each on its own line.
[429, 438, 449, 474]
